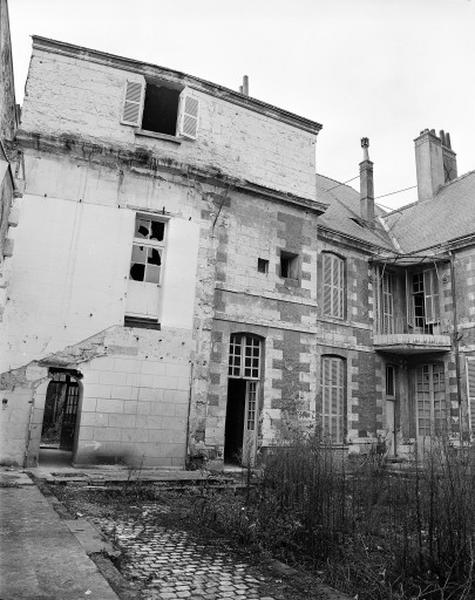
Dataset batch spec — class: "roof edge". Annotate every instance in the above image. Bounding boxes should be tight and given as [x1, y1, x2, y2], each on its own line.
[31, 36, 323, 136]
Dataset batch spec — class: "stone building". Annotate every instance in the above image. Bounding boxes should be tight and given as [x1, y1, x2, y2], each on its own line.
[0, 32, 473, 468]
[0, 0, 18, 321]
[315, 131, 475, 457]
[0, 36, 326, 467]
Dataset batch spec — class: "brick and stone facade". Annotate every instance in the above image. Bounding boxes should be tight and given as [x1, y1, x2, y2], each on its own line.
[1, 34, 474, 468]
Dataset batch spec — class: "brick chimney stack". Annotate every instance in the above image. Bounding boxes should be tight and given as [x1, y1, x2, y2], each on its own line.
[414, 128, 457, 202]
[359, 137, 375, 226]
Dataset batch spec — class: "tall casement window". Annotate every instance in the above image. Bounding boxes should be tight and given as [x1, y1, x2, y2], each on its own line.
[415, 363, 446, 437]
[375, 268, 394, 334]
[125, 214, 167, 323]
[226, 334, 263, 467]
[408, 268, 440, 333]
[321, 355, 346, 443]
[322, 253, 345, 319]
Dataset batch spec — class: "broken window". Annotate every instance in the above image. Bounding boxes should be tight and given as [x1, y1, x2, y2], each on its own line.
[257, 258, 269, 274]
[280, 251, 299, 280]
[121, 80, 199, 139]
[321, 355, 346, 444]
[129, 215, 166, 284]
[322, 253, 345, 319]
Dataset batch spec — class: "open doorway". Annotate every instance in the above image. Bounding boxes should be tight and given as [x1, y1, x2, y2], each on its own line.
[225, 333, 262, 466]
[40, 371, 80, 465]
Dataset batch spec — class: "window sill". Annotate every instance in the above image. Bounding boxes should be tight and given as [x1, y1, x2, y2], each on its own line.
[135, 129, 182, 144]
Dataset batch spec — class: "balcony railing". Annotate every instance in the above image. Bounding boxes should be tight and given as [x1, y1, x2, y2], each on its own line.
[374, 317, 451, 354]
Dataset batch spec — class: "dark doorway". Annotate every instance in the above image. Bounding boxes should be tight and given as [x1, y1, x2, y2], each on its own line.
[224, 379, 246, 464]
[41, 373, 80, 452]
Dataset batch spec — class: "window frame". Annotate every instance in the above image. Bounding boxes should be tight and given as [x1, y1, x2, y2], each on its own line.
[121, 79, 199, 140]
[228, 333, 263, 381]
[129, 214, 167, 286]
[322, 252, 346, 320]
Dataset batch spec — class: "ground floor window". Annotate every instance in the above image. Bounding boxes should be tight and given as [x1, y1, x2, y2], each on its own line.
[321, 355, 346, 443]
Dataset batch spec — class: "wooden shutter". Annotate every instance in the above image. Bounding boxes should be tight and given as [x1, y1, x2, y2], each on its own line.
[423, 269, 439, 324]
[178, 91, 199, 139]
[321, 356, 346, 443]
[121, 80, 145, 126]
[322, 254, 332, 315]
[322, 253, 344, 318]
[466, 358, 475, 433]
[406, 270, 414, 328]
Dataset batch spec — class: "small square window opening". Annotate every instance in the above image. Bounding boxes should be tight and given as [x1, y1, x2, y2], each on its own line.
[257, 258, 269, 274]
[280, 251, 299, 280]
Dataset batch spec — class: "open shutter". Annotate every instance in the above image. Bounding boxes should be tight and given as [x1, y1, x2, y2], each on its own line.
[406, 271, 414, 329]
[424, 269, 439, 324]
[178, 91, 199, 139]
[121, 80, 145, 126]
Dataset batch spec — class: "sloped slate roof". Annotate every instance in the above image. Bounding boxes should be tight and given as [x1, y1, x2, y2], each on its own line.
[315, 174, 394, 250]
[383, 170, 475, 253]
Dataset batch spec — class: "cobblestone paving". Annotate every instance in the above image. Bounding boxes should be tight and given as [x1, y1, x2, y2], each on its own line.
[95, 506, 278, 600]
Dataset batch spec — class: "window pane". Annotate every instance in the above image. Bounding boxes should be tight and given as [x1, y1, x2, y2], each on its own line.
[150, 220, 165, 242]
[130, 263, 145, 281]
[146, 265, 160, 284]
[135, 218, 150, 239]
[147, 248, 161, 266]
[132, 244, 146, 263]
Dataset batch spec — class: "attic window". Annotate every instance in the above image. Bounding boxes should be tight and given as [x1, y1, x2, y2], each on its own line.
[121, 80, 200, 140]
[142, 84, 180, 136]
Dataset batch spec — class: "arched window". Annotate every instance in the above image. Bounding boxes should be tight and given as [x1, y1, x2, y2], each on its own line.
[322, 253, 345, 319]
[228, 334, 262, 380]
[321, 355, 346, 444]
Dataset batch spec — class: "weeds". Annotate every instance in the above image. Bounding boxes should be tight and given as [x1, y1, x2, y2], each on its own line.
[191, 434, 474, 600]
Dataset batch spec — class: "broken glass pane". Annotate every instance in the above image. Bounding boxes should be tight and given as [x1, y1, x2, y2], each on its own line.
[147, 248, 161, 266]
[151, 220, 165, 241]
[130, 263, 145, 281]
[132, 244, 146, 263]
[135, 218, 150, 239]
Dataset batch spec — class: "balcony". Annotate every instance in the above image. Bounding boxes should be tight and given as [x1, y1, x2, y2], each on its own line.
[374, 318, 451, 354]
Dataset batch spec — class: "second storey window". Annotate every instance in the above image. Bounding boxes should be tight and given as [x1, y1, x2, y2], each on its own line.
[322, 253, 345, 319]
[409, 268, 440, 333]
[121, 79, 199, 140]
[125, 214, 167, 321]
[130, 216, 165, 284]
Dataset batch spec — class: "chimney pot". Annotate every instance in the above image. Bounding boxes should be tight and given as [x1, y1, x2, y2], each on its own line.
[242, 75, 249, 96]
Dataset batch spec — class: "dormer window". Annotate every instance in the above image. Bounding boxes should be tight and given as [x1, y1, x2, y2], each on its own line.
[121, 79, 199, 140]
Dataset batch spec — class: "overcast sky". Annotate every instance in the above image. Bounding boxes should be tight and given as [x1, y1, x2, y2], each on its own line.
[8, 0, 475, 209]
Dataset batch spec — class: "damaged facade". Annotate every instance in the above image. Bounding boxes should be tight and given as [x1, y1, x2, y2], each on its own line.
[0, 32, 474, 468]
